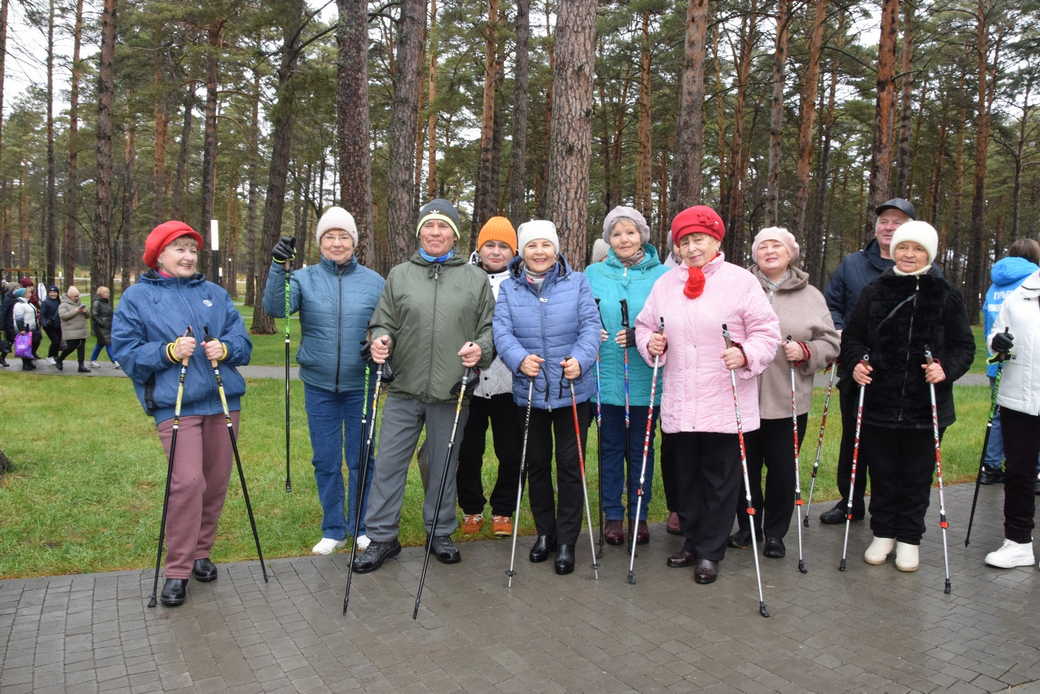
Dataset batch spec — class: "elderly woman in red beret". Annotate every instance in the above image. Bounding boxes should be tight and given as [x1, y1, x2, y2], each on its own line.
[111, 221, 252, 607]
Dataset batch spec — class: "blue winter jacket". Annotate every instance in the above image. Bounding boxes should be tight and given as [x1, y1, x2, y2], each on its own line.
[493, 255, 601, 410]
[983, 256, 1039, 377]
[584, 245, 667, 407]
[262, 256, 384, 392]
[111, 271, 252, 424]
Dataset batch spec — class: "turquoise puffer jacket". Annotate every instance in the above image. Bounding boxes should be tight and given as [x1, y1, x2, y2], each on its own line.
[262, 256, 384, 393]
[584, 244, 667, 406]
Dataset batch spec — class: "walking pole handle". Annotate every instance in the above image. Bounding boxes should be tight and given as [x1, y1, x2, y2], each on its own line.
[722, 323, 733, 349]
[619, 298, 630, 328]
[924, 346, 934, 365]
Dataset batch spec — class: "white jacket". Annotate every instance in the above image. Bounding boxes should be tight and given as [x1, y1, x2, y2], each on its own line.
[470, 253, 514, 399]
[13, 298, 37, 331]
[990, 269, 1040, 416]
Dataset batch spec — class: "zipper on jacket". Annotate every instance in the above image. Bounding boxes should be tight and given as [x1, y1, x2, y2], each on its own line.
[426, 263, 441, 399]
[334, 270, 343, 392]
[895, 276, 920, 423]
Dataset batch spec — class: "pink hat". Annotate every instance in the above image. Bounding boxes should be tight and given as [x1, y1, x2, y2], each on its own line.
[751, 226, 800, 263]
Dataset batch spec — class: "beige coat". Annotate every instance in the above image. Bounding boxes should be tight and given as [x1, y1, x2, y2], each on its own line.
[751, 265, 840, 419]
[58, 296, 90, 340]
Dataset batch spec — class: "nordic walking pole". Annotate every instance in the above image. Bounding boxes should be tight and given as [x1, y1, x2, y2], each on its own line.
[566, 365, 600, 580]
[804, 361, 837, 526]
[627, 317, 663, 585]
[203, 328, 268, 583]
[840, 353, 868, 573]
[505, 378, 535, 588]
[722, 324, 768, 617]
[147, 327, 192, 608]
[966, 348, 1006, 546]
[413, 366, 472, 619]
[283, 246, 293, 493]
[343, 363, 382, 614]
[594, 298, 605, 555]
[787, 337, 808, 574]
[924, 347, 952, 594]
[619, 299, 633, 544]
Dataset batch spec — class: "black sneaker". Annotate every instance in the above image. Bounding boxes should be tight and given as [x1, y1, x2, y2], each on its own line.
[160, 578, 188, 607]
[352, 538, 402, 574]
[979, 467, 1005, 485]
[429, 535, 461, 564]
[819, 502, 863, 524]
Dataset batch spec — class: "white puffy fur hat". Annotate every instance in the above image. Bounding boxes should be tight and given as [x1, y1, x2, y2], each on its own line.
[315, 206, 358, 247]
[890, 220, 938, 266]
[517, 220, 560, 256]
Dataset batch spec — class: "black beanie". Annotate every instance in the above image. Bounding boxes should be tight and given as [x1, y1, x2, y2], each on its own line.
[416, 199, 462, 239]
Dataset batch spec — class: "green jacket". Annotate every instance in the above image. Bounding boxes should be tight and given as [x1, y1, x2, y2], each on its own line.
[369, 252, 495, 403]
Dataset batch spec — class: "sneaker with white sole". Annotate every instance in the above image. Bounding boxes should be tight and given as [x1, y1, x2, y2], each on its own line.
[90, 360, 101, 368]
[984, 538, 1035, 568]
[355, 534, 371, 551]
[895, 542, 919, 572]
[863, 536, 896, 565]
[312, 537, 347, 555]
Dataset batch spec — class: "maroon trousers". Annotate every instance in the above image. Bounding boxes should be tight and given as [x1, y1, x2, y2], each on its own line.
[156, 412, 238, 579]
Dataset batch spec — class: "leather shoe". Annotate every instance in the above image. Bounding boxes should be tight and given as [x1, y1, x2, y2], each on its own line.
[529, 535, 557, 563]
[429, 535, 461, 564]
[979, 467, 1005, 485]
[351, 538, 402, 573]
[160, 578, 188, 606]
[667, 549, 696, 568]
[728, 528, 761, 549]
[693, 559, 718, 584]
[819, 502, 862, 524]
[604, 520, 624, 545]
[554, 544, 575, 575]
[666, 511, 682, 535]
[192, 558, 218, 582]
[763, 536, 785, 558]
[632, 520, 649, 545]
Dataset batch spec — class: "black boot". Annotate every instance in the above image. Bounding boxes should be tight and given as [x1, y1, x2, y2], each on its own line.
[554, 545, 575, 575]
[528, 535, 557, 563]
[351, 538, 402, 574]
[0, 354, 8, 367]
[160, 578, 188, 607]
[77, 363, 91, 373]
[820, 502, 862, 524]
[192, 558, 218, 582]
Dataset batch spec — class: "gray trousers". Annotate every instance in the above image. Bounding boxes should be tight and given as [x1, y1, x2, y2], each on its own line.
[364, 395, 469, 542]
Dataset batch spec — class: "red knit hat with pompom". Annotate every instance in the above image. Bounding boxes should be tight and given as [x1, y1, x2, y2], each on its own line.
[670, 205, 726, 246]
[142, 221, 204, 269]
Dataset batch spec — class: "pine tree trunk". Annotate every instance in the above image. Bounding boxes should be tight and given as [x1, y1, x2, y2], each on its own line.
[546, 0, 597, 267]
[63, 0, 84, 288]
[723, 3, 757, 261]
[152, 65, 169, 221]
[765, 0, 790, 225]
[471, 0, 500, 246]
[45, 0, 57, 285]
[118, 125, 137, 286]
[1009, 74, 1033, 239]
[0, 0, 8, 265]
[244, 65, 261, 307]
[91, 0, 117, 292]
[634, 11, 653, 216]
[794, 0, 827, 243]
[967, 2, 993, 324]
[865, 0, 899, 241]
[507, 0, 530, 223]
[172, 86, 195, 220]
[200, 21, 224, 278]
[425, 0, 438, 199]
[668, 0, 709, 219]
[893, 0, 914, 198]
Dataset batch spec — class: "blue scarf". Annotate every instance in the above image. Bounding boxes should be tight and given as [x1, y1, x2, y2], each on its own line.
[419, 248, 455, 264]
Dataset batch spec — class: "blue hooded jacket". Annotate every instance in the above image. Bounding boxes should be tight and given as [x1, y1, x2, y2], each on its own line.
[111, 272, 252, 424]
[984, 256, 1039, 377]
[493, 255, 601, 410]
[262, 255, 384, 392]
[584, 244, 667, 407]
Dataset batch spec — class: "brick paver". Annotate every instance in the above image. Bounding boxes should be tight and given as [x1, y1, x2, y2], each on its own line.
[2, 484, 1038, 693]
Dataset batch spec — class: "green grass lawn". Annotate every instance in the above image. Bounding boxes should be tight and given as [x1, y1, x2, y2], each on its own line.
[0, 370, 994, 579]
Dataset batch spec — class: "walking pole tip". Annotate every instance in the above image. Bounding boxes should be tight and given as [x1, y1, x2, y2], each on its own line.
[759, 602, 770, 618]
[147, 596, 157, 608]
[627, 571, 636, 585]
[803, 516, 810, 528]
[798, 560, 807, 574]
[838, 559, 847, 572]
[944, 579, 952, 594]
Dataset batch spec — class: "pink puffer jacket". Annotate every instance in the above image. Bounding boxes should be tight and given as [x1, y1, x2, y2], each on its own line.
[635, 253, 780, 434]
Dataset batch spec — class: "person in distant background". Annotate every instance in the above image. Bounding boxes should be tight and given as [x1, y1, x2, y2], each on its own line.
[89, 286, 117, 368]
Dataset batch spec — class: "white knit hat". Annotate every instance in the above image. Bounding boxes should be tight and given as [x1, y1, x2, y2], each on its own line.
[752, 226, 800, 263]
[315, 206, 358, 247]
[517, 220, 560, 256]
[890, 220, 938, 266]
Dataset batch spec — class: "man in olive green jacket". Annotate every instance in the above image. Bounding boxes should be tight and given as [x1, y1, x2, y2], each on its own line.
[353, 199, 495, 573]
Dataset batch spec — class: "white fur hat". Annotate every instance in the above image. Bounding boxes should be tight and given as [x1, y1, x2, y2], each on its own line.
[890, 220, 938, 266]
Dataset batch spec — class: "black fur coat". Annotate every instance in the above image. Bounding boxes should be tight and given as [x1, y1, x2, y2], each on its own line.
[839, 270, 975, 429]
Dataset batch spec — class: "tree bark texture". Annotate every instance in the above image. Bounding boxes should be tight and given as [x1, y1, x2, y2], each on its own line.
[425, 0, 438, 200]
[865, 0, 899, 241]
[45, 0, 56, 285]
[507, 0, 530, 223]
[765, 0, 790, 226]
[63, 0, 84, 288]
[546, 0, 597, 268]
[200, 21, 224, 277]
[794, 0, 827, 244]
[91, 0, 117, 292]
[635, 11, 653, 217]
[893, 0, 914, 198]
[471, 0, 500, 247]
[172, 86, 195, 220]
[668, 0, 708, 219]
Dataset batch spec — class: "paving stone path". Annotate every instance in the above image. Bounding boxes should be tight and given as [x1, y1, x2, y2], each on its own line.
[2, 484, 1038, 693]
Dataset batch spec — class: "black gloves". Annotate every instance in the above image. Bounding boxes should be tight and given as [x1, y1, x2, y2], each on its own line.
[272, 237, 296, 264]
[991, 329, 1014, 357]
[623, 328, 636, 348]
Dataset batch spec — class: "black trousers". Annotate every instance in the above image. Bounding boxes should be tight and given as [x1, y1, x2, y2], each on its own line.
[835, 381, 869, 515]
[44, 325, 62, 359]
[58, 338, 86, 365]
[1001, 407, 1040, 544]
[864, 424, 938, 544]
[736, 414, 808, 539]
[526, 403, 591, 545]
[660, 432, 681, 513]
[673, 431, 742, 562]
[456, 393, 523, 516]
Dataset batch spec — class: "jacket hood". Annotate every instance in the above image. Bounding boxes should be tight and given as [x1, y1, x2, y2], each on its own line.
[603, 243, 662, 271]
[751, 264, 809, 292]
[139, 269, 207, 286]
[990, 256, 1039, 288]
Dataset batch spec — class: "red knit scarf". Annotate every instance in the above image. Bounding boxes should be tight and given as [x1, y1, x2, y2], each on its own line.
[684, 266, 706, 299]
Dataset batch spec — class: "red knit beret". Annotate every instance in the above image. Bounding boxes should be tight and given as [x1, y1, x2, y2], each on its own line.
[670, 205, 726, 246]
[142, 221, 204, 269]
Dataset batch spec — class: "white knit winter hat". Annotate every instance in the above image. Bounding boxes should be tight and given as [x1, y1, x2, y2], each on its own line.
[517, 220, 560, 256]
[752, 226, 800, 263]
[315, 206, 358, 247]
[890, 220, 938, 266]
